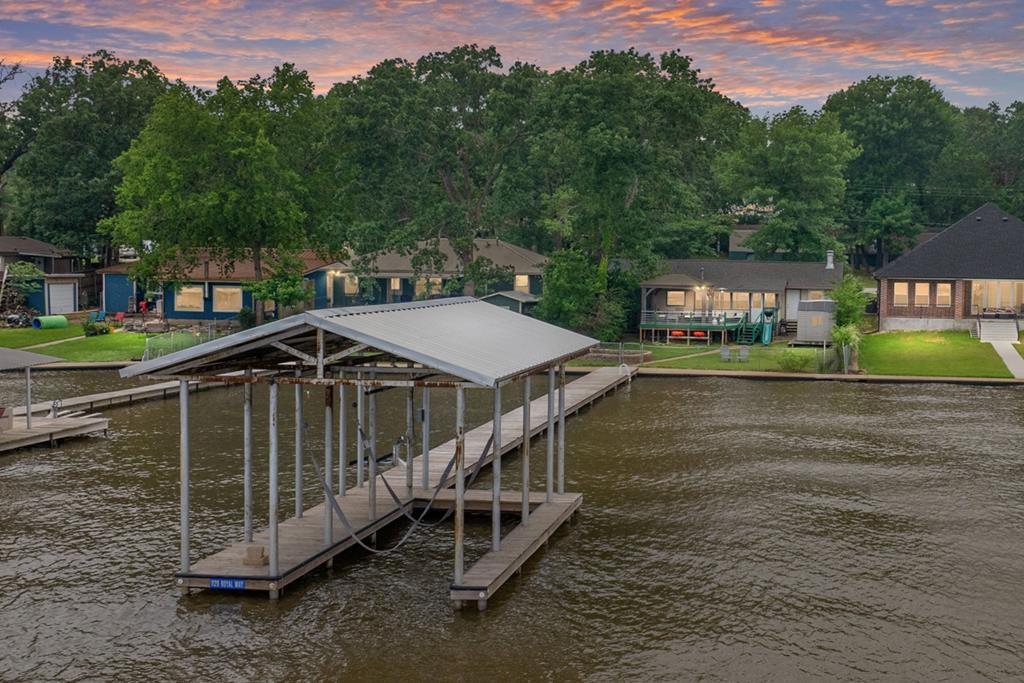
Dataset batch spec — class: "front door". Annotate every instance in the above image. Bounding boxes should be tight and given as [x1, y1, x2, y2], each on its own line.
[785, 289, 800, 320]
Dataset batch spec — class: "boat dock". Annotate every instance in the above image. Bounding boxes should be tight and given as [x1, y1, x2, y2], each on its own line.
[11, 379, 205, 417]
[0, 414, 110, 454]
[177, 365, 633, 604]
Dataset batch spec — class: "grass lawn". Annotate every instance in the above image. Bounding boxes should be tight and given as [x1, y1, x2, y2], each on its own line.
[571, 342, 726, 367]
[42, 331, 150, 362]
[655, 343, 823, 372]
[0, 324, 85, 349]
[1018, 331, 1024, 360]
[858, 331, 1011, 378]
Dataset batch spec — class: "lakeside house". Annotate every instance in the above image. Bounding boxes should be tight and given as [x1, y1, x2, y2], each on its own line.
[875, 203, 1024, 332]
[99, 238, 545, 320]
[639, 255, 843, 339]
[0, 236, 85, 315]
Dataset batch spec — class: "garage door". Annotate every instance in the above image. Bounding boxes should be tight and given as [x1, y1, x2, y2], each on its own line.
[48, 283, 76, 314]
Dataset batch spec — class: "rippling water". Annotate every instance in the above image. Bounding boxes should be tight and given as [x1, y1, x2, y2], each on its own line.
[1, 374, 1023, 681]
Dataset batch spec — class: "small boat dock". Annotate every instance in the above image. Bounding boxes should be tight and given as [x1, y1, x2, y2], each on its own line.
[0, 414, 109, 454]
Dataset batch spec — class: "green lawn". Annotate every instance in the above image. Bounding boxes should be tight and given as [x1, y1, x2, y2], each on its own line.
[1018, 331, 1024, 360]
[571, 342, 727, 367]
[858, 331, 1011, 378]
[42, 332, 149, 362]
[0, 324, 85, 349]
[654, 343, 824, 372]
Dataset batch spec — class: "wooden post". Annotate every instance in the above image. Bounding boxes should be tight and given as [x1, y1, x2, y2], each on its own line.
[546, 366, 555, 503]
[521, 375, 531, 525]
[179, 379, 190, 586]
[454, 386, 466, 585]
[338, 381, 346, 496]
[557, 364, 566, 495]
[323, 385, 333, 545]
[243, 370, 253, 543]
[421, 387, 430, 489]
[268, 380, 280, 597]
[294, 369, 303, 518]
[491, 385, 502, 551]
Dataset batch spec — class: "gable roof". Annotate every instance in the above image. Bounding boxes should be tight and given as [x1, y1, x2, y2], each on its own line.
[321, 238, 546, 277]
[642, 259, 843, 291]
[876, 203, 1024, 279]
[120, 297, 594, 388]
[0, 236, 71, 259]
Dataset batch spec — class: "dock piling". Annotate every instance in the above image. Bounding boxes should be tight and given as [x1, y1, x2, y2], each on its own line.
[454, 386, 466, 586]
[421, 388, 430, 489]
[491, 385, 502, 551]
[338, 382, 346, 496]
[521, 376, 530, 525]
[243, 370, 253, 543]
[295, 369, 303, 518]
[179, 379, 190, 588]
[557, 364, 566, 495]
[323, 385, 334, 545]
[546, 367, 555, 503]
[268, 381, 280, 592]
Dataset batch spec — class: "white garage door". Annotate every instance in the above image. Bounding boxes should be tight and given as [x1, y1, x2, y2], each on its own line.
[48, 283, 76, 314]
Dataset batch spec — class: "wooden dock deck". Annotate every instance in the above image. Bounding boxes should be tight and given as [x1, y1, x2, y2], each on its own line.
[0, 414, 110, 454]
[12, 379, 211, 417]
[178, 366, 634, 601]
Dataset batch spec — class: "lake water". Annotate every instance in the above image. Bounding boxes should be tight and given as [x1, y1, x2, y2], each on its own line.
[1, 373, 1023, 681]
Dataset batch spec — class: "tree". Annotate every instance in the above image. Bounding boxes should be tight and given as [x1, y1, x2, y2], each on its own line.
[823, 76, 956, 252]
[829, 272, 868, 328]
[1, 52, 167, 258]
[102, 64, 326, 322]
[324, 45, 543, 294]
[0, 260, 44, 313]
[716, 107, 858, 260]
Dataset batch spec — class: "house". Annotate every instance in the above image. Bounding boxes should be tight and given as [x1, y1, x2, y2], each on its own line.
[479, 289, 541, 315]
[0, 236, 85, 315]
[640, 254, 843, 339]
[875, 203, 1024, 332]
[99, 239, 547, 320]
[307, 238, 545, 309]
[99, 251, 331, 320]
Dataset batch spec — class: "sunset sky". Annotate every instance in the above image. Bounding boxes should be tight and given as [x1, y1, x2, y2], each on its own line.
[2, 0, 1022, 110]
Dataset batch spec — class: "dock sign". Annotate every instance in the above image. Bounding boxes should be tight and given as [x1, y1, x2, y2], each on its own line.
[209, 577, 246, 590]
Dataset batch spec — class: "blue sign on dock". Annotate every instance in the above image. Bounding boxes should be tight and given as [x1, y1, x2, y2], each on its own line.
[209, 577, 246, 590]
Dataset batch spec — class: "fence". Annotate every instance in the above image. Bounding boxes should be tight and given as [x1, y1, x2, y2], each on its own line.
[142, 323, 226, 362]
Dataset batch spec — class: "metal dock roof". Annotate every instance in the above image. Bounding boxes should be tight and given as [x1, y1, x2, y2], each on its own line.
[121, 297, 597, 387]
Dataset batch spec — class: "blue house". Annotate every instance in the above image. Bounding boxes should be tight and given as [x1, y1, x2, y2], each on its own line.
[0, 236, 85, 315]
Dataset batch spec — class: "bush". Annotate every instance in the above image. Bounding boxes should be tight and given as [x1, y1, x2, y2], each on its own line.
[778, 348, 813, 372]
[829, 273, 869, 328]
[83, 321, 110, 336]
[237, 307, 256, 329]
[831, 323, 862, 374]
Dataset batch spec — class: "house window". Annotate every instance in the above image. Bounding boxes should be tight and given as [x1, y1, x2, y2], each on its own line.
[713, 290, 730, 310]
[914, 282, 930, 307]
[415, 276, 443, 297]
[514, 274, 530, 293]
[175, 285, 204, 312]
[807, 290, 824, 301]
[731, 292, 749, 310]
[666, 290, 687, 307]
[935, 283, 951, 307]
[342, 274, 359, 295]
[764, 292, 777, 308]
[212, 286, 243, 313]
[389, 277, 402, 292]
[893, 282, 909, 307]
[752, 293, 762, 308]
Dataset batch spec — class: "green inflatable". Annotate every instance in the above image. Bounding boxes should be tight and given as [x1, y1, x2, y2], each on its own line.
[32, 315, 69, 329]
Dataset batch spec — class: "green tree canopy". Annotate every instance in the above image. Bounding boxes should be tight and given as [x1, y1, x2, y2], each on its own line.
[716, 107, 857, 260]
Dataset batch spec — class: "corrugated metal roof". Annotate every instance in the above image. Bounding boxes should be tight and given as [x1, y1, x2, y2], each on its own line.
[121, 297, 596, 387]
[0, 348, 59, 371]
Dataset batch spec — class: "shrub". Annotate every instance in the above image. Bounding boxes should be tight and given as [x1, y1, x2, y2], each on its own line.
[237, 307, 256, 329]
[831, 323, 862, 374]
[778, 348, 813, 372]
[829, 273, 869, 328]
[83, 321, 111, 336]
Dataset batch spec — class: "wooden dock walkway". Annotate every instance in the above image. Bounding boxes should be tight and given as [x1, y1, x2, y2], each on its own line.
[12, 379, 212, 418]
[0, 414, 110, 454]
[178, 366, 635, 601]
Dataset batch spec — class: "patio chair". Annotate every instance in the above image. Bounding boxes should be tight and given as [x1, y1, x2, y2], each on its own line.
[720, 345, 732, 362]
[738, 346, 750, 363]
[86, 312, 98, 324]
[95, 310, 106, 322]
[113, 311, 126, 324]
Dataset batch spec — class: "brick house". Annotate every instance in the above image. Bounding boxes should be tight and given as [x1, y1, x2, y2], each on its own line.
[875, 203, 1024, 331]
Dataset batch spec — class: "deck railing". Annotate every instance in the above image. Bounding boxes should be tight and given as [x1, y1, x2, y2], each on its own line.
[640, 310, 746, 326]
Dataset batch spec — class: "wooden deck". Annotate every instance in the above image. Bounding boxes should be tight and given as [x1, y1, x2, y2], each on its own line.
[12, 379, 210, 417]
[0, 415, 110, 454]
[178, 366, 634, 601]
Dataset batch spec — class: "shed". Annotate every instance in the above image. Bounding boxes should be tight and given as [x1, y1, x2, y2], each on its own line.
[796, 299, 836, 344]
[479, 289, 540, 315]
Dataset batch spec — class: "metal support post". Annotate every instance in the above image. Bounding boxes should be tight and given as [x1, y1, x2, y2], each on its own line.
[491, 385, 502, 551]
[405, 388, 414, 489]
[338, 381, 346, 496]
[421, 387, 431, 488]
[323, 385, 333, 545]
[522, 375, 531, 525]
[546, 366, 555, 503]
[356, 373, 365, 488]
[268, 381, 280, 585]
[558, 364, 566, 495]
[368, 376, 377, 521]
[243, 369, 253, 543]
[454, 386, 466, 585]
[179, 379, 190, 580]
[294, 369, 303, 517]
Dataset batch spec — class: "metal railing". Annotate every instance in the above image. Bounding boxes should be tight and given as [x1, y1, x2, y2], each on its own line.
[640, 310, 746, 325]
[142, 323, 227, 362]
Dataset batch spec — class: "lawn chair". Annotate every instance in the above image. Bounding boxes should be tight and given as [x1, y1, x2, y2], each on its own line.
[720, 345, 732, 362]
[95, 310, 106, 322]
[738, 346, 750, 363]
[86, 311, 98, 324]
[113, 311, 126, 324]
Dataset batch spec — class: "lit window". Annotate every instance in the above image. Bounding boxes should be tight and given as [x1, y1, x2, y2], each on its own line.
[914, 282, 930, 307]
[389, 277, 402, 292]
[752, 293, 762, 308]
[713, 290, 730, 310]
[666, 291, 687, 306]
[731, 292, 749, 310]
[514, 274, 530, 293]
[893, 282, 908, 307]
[212, 286, 243, 313]
[764, 293, 777, 308]
[936, 283, 951, 307]
[807, 290, 824, 301]
[343, 274, 359, 295]
[415, 276, 443, 297]
[175, 285, 204, 312]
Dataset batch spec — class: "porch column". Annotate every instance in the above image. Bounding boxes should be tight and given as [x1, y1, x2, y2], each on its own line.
[421, 387, 431, 488]
[454, 386, 466, 585]
[546, 366, 555, 503]
[268, 381, 280, 590]
[557, 363, 566, 495]
[243, 369, 253, 543]
[179, 379, 190, 579]
[491, 385, 502, 551]
[521, 375, 531, 525]
[338, 381, 346, 496]
[294, 369, 303, 518]
[323, 385, 333, 545]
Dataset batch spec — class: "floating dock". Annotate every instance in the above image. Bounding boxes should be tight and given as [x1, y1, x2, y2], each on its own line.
[0, 414, 109, 454]
[177, 366, 632, 604]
